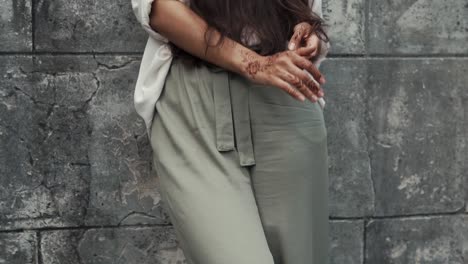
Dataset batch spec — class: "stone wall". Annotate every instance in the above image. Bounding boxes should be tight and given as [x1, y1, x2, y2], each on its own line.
[1, 0, 467, 263]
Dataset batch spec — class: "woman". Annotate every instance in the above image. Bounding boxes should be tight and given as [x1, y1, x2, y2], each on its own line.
[131, 0, 331, 263]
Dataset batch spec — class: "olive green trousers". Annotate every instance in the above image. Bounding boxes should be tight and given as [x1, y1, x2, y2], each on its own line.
[150, 58, 329, 264]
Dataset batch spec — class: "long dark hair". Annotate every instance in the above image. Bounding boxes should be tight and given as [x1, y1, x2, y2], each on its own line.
[170, 0, 330, 66]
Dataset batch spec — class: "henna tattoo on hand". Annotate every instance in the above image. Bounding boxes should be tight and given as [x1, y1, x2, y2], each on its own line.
[240, 49, 281, 79]
[240, 48, 323, 101]
[240, 50, 261, 78]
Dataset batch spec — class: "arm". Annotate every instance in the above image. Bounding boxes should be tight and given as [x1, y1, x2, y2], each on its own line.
[149, 0, 251, 77]
[149, 0, 325, 102]
[131, 0, 169, 42]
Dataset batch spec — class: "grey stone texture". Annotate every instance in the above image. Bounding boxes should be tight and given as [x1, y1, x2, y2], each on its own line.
[0, 55, 170, 231]
[367, 58, 468, 216]
[322, 0, 366, 54]
[366, 215, 468, 263]
[0, 0, 32, 51]
[330, 220, 364, 264]
[0, 231, 37, 264]
[34, 0, 148, 52]
[40, 227, 184, 264]
[1, 0, 467, 263]
[369, 0, 468, 54]
[321, 59, 374, 218]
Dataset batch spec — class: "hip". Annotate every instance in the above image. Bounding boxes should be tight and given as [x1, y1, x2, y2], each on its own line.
[157, 58, 327, 137]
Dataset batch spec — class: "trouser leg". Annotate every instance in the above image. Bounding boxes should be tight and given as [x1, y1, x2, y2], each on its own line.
[249, 84, 330, 264]
[149, 60, 275, 264]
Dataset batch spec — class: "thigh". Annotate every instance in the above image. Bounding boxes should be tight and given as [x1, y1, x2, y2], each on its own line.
[150, 61, 275, 264]
[249, 84, 330, 264]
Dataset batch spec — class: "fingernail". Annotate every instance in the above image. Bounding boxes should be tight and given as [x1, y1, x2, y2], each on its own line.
[288, 43, 296, 50]
[299, 94, 306, 101]
[319, 76, 326, 84]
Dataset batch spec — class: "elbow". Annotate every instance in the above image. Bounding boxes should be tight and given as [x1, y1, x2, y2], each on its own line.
[131, 0, 170, 41]
[143, 0, 187, 41]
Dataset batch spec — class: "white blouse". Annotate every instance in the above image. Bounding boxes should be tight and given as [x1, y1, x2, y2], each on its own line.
[130, 0, 331, 138]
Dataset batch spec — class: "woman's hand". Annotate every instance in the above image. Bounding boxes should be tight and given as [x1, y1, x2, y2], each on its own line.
[288, 22, 322, 60]
[239, 45, 325, 102]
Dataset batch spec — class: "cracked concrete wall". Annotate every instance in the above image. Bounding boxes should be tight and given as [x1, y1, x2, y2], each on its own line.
[0, 0, 467, 263]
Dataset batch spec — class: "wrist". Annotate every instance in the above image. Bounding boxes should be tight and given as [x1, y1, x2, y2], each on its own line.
[236, 49, 265, 80]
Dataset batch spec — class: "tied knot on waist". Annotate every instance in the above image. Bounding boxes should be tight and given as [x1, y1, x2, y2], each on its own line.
[210, 67, 256, 167]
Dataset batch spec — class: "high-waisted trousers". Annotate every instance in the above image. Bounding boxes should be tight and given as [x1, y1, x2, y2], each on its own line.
[149, 58, 329, 264]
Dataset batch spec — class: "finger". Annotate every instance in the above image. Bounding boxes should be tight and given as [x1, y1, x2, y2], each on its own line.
[303, 70, 325, 97]
[316, 84, 325, 97]
[296, 65, 325, 97]
[278, 69, 317, 102]
[288, 23, 312, 51]
[288, 31, 301, 51]
[314, 80, 325, 97]
[291, 52, 326, 84]
[281, 68, 318, 102]
[294, 45, 316, 57]
[305, 34, 320, 58]
[286, 65, 321, 101]
[271, 76, 306, 102]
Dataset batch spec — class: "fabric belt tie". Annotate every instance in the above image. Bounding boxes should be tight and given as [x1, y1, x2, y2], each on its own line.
[208, 65, 256, 167]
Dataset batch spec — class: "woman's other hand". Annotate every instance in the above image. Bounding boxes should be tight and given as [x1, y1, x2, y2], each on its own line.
[288, 22, 322, 60]
[239, 46, 325, 102]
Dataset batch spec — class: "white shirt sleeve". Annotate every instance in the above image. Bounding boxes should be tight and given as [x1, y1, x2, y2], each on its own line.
[309, 0, 331, 67]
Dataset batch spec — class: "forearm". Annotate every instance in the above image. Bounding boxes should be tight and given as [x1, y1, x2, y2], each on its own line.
[149, 0, 256, 77]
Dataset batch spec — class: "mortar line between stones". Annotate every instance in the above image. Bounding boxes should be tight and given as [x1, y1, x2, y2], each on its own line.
[362, 219, 368, 264]
[31, 0, 35, 52]
[0, 211, 465, 234]
[37, 231, 43, 264]
[0, 222, 174, 233]
[330, 209, 466, 220]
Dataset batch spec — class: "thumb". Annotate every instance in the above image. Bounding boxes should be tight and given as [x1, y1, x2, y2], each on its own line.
[288, 29, 306, 50]
[305, 35, 320, 58]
